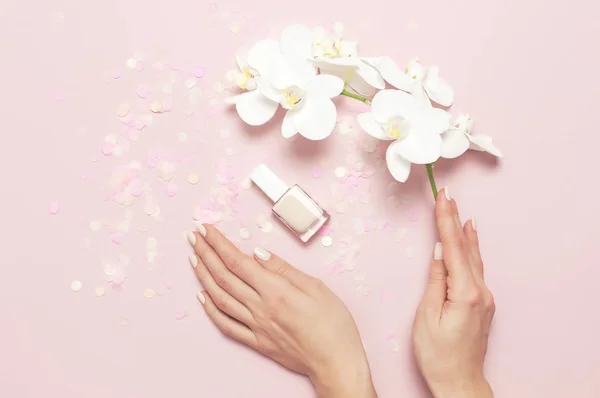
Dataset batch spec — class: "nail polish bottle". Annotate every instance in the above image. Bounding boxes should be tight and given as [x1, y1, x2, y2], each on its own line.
[250, 164, 329, 242]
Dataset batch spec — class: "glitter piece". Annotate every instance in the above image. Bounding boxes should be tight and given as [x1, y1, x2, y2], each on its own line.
[49, 201, 60, 215]
[334, 167, 347, 179]
[239, 228, 251, 240]
[143, 288, 156, 299]
[188, 173, 199, 185]
[311, 167, 323, 179]
[241, 178, 252, 190]
[194, 67, 205, 78]
[95, 286, 105, 297]
[90, 220, 102, 231]
[70, 280, 82, 292]
[321, 236, 333, 247]
[117, 103, 130, 117]
[150, 100, 162, 113]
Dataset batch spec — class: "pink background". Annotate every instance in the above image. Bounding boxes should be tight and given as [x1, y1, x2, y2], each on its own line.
[1, 0, 599, 397]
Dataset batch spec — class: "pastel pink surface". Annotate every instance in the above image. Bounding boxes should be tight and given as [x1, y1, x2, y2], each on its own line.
[1, 1, 599, 398]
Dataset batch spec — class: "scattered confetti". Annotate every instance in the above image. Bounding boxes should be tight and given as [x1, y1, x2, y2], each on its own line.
[166, 182, 178, 197]
[111, 232, 124, 245]
[334, 167, 347, 179]
[150, 100, 162, 113]
[117, 103, 130, 117]
[260, 222, 274, 233]
[321, 236, 333, 247]
[311, 167, 323, 179]
[49, 201, 60, 215]
[194, 67, 205, 78]
[239, 228, 252, 240]
[358, 192, 371, 204]
[143, 288, 156, 299]
[95, 286, 105, 297]
[175, 307, 189, 320]
[178, 132, 188, 142]
[90, 220, 102, 231]
[256, 214, 268, 228]
[126, 58, 137, 69]
[70, 280, 82, 292]
[188, 173, 200, 185]
[185, 78, 197, 90]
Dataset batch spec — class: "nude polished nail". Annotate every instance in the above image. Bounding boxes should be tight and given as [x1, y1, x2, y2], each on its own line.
[251, 164, 329, 243]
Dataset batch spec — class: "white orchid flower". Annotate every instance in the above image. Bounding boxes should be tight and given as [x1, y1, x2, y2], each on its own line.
[357, 90, 451, 182]
[225, 25, 345, 140]
[363, 57, 454, 107]
[226, 47, 258, 91]
[441, 114, 503, 158]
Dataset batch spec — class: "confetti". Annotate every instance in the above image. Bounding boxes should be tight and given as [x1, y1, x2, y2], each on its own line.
[49, 201, 60, 215]
[175, 307, 189, 320]
[90, 220, 102, 231]
[109, 69, 121, 79]
[178, 132, 188, 142]
[194, 67, 205, 78]
[117, 103, 130, 117]
[311, 167, 323, 179]
[188, 173, 200, 185]
[70, 280, 82, 292]
[334, 202, 347, 214]
[185, 78, 197, 90]
[239, 228, 252, 240]
[166, 182, 178, 197]
[321, 236, 333, 247]
[95, 286, 105, 297]
[256, 214, 268, 228]
[126, 58, 137, 69]
[143, 288, 156, 299]
[150, 100, 162, 113]
[334, 167, 347, 179]
[241, 178, 252, 190]
[111, 232, 124, 245]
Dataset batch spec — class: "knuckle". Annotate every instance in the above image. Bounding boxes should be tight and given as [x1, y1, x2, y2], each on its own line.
[213, 273, 229, 290]
[212, 293, 228, 311]
[465, 288, 484, 306]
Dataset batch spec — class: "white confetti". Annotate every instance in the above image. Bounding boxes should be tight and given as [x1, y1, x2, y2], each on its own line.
[150, 100, 162, 113]
[334, 202, 347, 214]
[321, 236, 333, 247]
[146, 237, 158, 249]
[239, 228, 252, 240]
[125, 58, 137, 69]
[362, 165, 376, 178]
[117, 103, 130, 117]
[260, 222, 273, 233]
[256, 214, 268, 228]
[161, 83, 173, 94]
[188, 173, 200, 185]
[90, 220, 102, 231]
[143, 288, 156, 299]
[70, 280, 82, 292]
[95, 286, 105, 297]
[334, 167, 347, 179]
[185, 78, 197, 90]
[178, 132, 188, 142]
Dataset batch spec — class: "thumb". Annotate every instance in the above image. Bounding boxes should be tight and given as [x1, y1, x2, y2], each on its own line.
[421, 242, 448, 309]
[253, 247, 315, 290]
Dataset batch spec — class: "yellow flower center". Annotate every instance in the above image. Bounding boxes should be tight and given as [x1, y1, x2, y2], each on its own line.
[282, 87, 304, 109]
[385, 116, 410, 140]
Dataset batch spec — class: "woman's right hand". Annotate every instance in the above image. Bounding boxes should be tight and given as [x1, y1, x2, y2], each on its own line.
[412, 187, 495, 398]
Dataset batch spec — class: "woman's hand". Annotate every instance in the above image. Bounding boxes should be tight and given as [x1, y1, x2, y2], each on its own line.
[412, 188, 495, 398]
[187, 224, 377, 398]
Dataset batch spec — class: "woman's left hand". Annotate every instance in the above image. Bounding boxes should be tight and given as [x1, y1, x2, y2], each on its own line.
[187, 224, 377, 398]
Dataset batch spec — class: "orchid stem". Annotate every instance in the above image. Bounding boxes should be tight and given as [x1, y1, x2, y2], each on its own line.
[341, 89, 371, 105]
[426, 163, 438, 201]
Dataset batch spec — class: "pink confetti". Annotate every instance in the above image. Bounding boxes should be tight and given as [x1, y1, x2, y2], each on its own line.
[166, 182, 178, 197]
[319, 225, 333, 236]
[162, 98, 173, 112]
[49, 201, 60, 215]
[112, 267, 127, 285]
[109, 69, 121, 79]
[79, 172, 88, 180]
[55, 91, 66, 101]
[164, 279, 174, 289]
[136, 84, 152, 99]
[175, 307, 189, 320]
[311, 167, 323, 179]
[101, 143, 114, 156]
[194, 67, 205, 78]
[111, 232, 125, 245]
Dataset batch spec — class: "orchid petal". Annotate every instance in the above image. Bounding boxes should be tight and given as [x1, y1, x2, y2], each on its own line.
[357, 113, 393, 141]
[293, 97, 336, 140]
[256, 78, 282, 102]
[423, 67, 454, 107]
[468, 135, 503, 158]
[415, 107, 452, 135]
[235, 47, 249, 71]
[365, 56, 416, 92]
[280, 24, 313, 60]
[247, 40, 281, 77]
[282, 110, 298, 138]
[386, 141, 412, 182]
[270, 57, 316, 90]
[440, 129, 470, 159]
[306, 74, 344, 98]
[371, 89, 417, 122]
[393, 130, 442, 164]
[356, 61, 385, 89]
[340, 40, 358, 57]
[231, 90, 278, 126]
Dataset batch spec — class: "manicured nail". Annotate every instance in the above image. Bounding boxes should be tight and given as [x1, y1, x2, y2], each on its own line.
[471, 217, 477, 232]
[197, 223, 207, 237]
[254, 247, 271, 261]
[444, 186, 451, 201]
[196, 291, 206, 304]
[189, 254, 198, 268]
[187, 231, 196, 246]
[434, 242, 443, 260]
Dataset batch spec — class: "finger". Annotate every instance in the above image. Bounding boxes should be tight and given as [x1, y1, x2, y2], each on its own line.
[198, 290, 258, 349]
[421, 242, 448, 310]
[189, 253, 255, 327]
[436, 187, 476, 296]
[199, 223, 275, 291]
[189, 227, 259, 305]
[464, 218, 484, 279]
[253, 247, 315, 291]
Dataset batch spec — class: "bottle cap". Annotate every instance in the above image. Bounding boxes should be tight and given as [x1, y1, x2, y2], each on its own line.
[250, 164, 289, 203]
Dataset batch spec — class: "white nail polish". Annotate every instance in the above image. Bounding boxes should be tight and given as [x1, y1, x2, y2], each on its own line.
[254, 247, 271, 261]
[444, 186, 451, 201]
[471, 217, 477, 232]
[187, 231, 196, 246]
[189, 254, 198, 268]
[196, 291, 206, 304]
[197, 223, 207, 237]
[434, 242, 443, 260]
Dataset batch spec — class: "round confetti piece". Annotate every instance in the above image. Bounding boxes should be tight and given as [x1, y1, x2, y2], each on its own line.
[161, 83, 173, 94]
[111, 232, 124, 245]
[126, 58, 137, 69]
[321, 236, 333, 247]
[95, 286, 105, 297]
[334, 202, 347, 214]
[188, 173, 199, 185]
[239, 228, 251, 240]
[334, 167, 347, 179]
[256, 214, 267, 228]
[241, 178, 252, 191]
[185, 78, 197, 90]
[260, 222, 273, 233]
[90, 220, 102, 231]
[166, 182, 178, 197]
[194, 67, 205, 78]
[49, 200, 60, 215]
[143, 288, 156, 299]
[175, 308, 189, 320]
[70, 280, 82, 292]
[117, 103, 130, 117]
[150, 100, 162, 113]
[178, 132, 188, 142]
[311, 167, 323, 179]
[353, 161, 365, 172]
[109, 69, 121, 79]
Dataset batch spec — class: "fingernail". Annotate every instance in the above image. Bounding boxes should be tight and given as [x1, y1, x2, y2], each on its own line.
[196, 291, 206, 304]
[471, 217, 477, 232]
[189, 254, 198, 268]
[444, 186, 451, 201]
[254, 247, 271, 261]
[197, 223, 207, 237]
[434, 242, 443, 260]
[187, 231, 196, 246]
